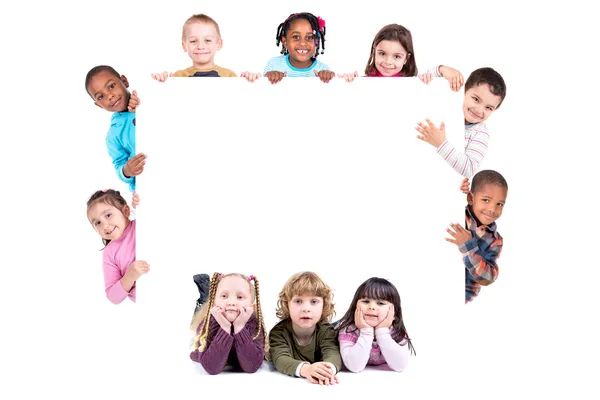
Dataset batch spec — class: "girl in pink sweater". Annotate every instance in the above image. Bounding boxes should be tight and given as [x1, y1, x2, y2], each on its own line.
[86, 189, 148, 304]
[336, 277, 415, 372]
[190, 273, 268, 374]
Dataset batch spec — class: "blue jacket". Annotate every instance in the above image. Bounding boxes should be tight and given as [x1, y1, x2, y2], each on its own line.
[106, 112, 136, 191]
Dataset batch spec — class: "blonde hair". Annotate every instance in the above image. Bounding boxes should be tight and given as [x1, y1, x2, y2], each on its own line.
[182, 14, 221, 41]
[190, 272, 269, 358]
[276, 271, 335, 324]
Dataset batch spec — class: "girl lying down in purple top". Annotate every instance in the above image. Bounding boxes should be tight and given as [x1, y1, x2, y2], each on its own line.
[189, 272, 269, 374]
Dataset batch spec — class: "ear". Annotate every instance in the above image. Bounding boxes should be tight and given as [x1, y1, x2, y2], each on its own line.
[122, 205, 131, 219]
[94, 101, 103, 109]
[216, 38, 223, 51]
[120, 75, 129, 88]
[467, 192, 473, 205]
[181, 41, 187, 52]
[281, 37, 287, 49]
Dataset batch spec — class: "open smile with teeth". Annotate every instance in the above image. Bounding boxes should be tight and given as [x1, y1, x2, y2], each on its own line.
[296, 49, 310, 55]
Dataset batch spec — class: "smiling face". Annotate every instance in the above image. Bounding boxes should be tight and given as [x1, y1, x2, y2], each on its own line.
[357, 298, 391, 327]
[87, 201, 130, 242]
[88, 71, 130, 112]
[281, 18, 317, 69]
[463, 83, 502, 124]
[182, 22, 222, 69]
[469, 183, 507, 225]
[288, 294, 323, 331]
[374, 40, 408, 77]
[213, 276, 254, 322]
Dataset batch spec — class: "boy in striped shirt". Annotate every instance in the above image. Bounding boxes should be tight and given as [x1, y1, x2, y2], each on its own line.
[446, 170, 508, 303]
[416, 68, 507, 178]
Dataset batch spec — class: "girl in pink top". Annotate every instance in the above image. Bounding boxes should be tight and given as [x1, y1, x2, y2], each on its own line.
[340, 24, 463, 88]
[336, 277, 415, 372]
[86, 189, 148, 304]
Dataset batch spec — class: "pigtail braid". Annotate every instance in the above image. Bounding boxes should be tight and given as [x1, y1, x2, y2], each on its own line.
[194, 272, 221, 352]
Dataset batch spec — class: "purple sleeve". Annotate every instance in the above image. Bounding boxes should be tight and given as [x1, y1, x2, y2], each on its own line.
[189, 316, 234, 375]
[233, 316, 265, 373]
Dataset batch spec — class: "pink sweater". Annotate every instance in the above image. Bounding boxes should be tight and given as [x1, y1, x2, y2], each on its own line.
[339, 324, 409, 372]
[102, 219, 136, 304]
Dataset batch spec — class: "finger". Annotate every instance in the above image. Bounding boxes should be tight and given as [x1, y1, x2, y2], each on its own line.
[445, 237, 457, 244]
[425, 118, 435, 128]
[440, 122, 446, 131]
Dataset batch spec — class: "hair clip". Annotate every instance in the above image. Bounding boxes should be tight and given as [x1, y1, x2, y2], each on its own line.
[248, 275, 255, 281]
[102, 189, 108, 193]
[219, 273, 224, 277]
[317, 16, 325, 31]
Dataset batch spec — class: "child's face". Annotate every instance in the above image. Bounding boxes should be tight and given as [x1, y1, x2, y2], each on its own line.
[289, 294, 323, 330]
[88, 71, 130, 112]
[282, 19, 317, 67]
[357, 298, 391, 327]
[182, 22, 222, 67]
[463, 83, 502, 124]
[87, 202, 130, 242]
[374, 40, 408, 77]
[214, 276, 254, 323]
[469, 184, 507, 225]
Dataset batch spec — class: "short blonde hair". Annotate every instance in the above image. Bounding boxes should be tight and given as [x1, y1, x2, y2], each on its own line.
[182, 14, 221, 40]
[276, 271, 335, 323]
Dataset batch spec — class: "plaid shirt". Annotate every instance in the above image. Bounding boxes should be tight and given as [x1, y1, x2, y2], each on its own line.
[459, 206, 503, 303]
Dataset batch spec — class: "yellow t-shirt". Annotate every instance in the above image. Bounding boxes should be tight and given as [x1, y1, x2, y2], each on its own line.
[172, 65, 237, 78]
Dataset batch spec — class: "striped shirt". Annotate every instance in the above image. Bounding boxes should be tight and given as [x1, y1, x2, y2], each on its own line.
[428, 66, 490, 178]
[263, 54, 330, 77]
[459, 205, 503, 303]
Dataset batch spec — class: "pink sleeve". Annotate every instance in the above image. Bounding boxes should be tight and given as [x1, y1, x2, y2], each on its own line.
[339, 328, 374, 373]
[375, 328, 409, 372]
[102, 250, 130, 305]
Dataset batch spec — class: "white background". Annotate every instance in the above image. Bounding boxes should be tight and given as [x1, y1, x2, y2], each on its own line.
[135, 77, 462, 396]
[1, 0, 599, 399]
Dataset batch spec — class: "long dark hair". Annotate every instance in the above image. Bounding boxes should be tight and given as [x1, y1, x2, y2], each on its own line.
[336, 277, 415, 355]
[365, 24, 417, 77]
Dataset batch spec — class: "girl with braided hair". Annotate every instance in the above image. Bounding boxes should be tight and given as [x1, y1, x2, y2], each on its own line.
[190, 273, 268, 374]
[256, 12, 336, 84]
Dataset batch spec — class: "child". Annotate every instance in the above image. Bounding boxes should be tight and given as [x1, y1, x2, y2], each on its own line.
[416, 67, 507, 178]
[336, 277, 415, 372]
[152, 14, 236, 81]
[259, 13, 335, 84]
[338, 23, 416, 81]
[190, 273, 267, 375]
[445, 170, 508, 303]
[85, 66, 146, 192]
[340, 24, 463, 88]
[269, 271, 341, 385]
[87, 190, 147, 304]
